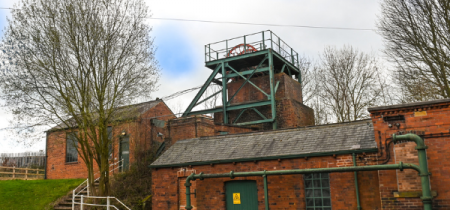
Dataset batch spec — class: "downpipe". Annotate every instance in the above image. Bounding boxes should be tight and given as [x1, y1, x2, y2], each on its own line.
[392, 134, 432, 210]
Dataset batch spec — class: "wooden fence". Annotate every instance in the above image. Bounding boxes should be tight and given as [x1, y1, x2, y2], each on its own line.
[0, 151, 46, 168]
[0, 166, 45, 180]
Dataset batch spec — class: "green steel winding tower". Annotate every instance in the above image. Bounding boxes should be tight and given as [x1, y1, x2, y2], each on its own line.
[182, 30, 304, 130]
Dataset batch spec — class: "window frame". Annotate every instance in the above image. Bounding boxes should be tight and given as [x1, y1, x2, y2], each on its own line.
[65, 132, 78, 163]
[107, 126, 113, 160]
[303, 173, 332, 210]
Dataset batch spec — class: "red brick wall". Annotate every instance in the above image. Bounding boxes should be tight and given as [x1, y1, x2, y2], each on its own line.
[152, 154, 381, 210]
[227, 73, 302, 105]
[370, 101, 450, 209]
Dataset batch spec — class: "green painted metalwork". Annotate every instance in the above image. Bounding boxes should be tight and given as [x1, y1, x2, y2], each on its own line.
[206, 50, 268, 66]
[227, 64, 269, 97]
[184, 31, 303, 128]
[262, 31, 265, 50]
[268, 50, 277, 130]
[185, 100, 272, 116]
[353, 153, 361, 210]
[272, 52, 299, 74]
[227, 57, 268, 105]
[225, 67, 269, 78]
[251, 108, 267, 120]
[233, 109, 248, 124]
[195, 90, 221, 106]
[222, 62, 228, 124]
[263, 171, 269, 210]
[274, 81, 280, 94]
[149, 148, 378, 168]
[280, 64, 286, 74]
[182, 64, 222, 116]
[235, 118, 273, 126]
[225, 180, 258, 210]
[183, 162, 423, 210]
[392, 134, 432, 210]
[304, 173, 331, 209]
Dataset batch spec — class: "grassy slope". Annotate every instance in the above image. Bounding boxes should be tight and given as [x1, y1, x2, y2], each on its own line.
[0, 179, 83, 210]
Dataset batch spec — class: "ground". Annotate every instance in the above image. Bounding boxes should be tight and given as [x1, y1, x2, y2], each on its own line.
[0, 179, 83, 210]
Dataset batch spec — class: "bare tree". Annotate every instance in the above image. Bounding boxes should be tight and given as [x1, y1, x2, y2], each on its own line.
[0, 0, 159, 195]
[378, 0, 450, 101]
[317, 46, 388, 123]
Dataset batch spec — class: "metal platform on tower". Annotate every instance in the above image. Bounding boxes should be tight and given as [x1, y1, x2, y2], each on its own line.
[183, 30, 302, 130]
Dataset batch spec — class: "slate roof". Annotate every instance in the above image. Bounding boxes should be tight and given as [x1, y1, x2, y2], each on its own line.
[368, 98, 450, 112]
[151, 119, 377, 167]
[49, 100, 162, 131]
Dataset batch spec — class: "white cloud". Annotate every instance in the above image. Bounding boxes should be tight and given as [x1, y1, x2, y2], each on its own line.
[0, 0, 386, 152]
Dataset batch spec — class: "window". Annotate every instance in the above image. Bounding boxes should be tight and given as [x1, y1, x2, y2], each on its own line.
[107, 126, 113, 159]
[304, 173, 331, 210]
[66, 132, 78, 163]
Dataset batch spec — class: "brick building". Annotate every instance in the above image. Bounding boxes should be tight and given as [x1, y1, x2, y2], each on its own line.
[151, 96, 450, 210]
[45, 100, 176, 179]
[148, 30, 450, 209]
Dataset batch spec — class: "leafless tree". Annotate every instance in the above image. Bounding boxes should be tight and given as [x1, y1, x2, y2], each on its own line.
[378, 0, 450, 102]
[0, 0, 160, 195]
[317, 46, 389, 123]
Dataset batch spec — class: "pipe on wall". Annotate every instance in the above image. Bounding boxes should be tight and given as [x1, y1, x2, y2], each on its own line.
[184, 162, 419, 210]
[392, 134, 432, 210]
[352, 153, 361, 210]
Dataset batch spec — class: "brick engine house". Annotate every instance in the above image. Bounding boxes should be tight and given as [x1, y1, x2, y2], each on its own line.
[150, 31, 450, 210]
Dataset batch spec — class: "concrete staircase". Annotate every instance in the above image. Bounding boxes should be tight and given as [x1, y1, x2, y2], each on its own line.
[53, 180, 98, 210]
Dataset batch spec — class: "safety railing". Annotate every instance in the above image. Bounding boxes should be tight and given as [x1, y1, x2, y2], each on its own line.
[72, 159, 126, 210]
[75, 195, 131, 210]
[205, 30, 300, 68]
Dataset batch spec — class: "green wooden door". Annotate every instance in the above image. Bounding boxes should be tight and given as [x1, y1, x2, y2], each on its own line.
[225, 181, 258, 210]
[119, 136, 129, 172]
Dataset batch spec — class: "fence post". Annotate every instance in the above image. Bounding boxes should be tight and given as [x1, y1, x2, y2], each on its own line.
[25, 168, 28, 180]
[80, 195, 84, 210]
[72, 190, 75, 210]
[107, 196, 110, 210]
[87, 179, 90, 196]
[12, 166, 15, 178]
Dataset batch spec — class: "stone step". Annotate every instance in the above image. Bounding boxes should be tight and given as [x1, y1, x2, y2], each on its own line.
[53, 206, 72, 210]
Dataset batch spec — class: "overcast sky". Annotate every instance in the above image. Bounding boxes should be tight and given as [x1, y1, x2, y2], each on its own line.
[0, 0, 384, 152]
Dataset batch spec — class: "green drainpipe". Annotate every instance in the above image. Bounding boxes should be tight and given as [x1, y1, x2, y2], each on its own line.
[392, 134, 432, 210]
[353, 153, 361, 210]
[184, 162, 419, 210]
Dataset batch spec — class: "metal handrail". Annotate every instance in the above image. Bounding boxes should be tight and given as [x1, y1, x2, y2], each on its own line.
[75, 195, 131, 210]
[205, 30, 300, 68]
[72, 159, 125, 210]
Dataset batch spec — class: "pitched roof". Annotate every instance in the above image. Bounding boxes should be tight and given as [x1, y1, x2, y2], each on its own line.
[49, 100, 162, 131]
[368, 98, 450, 112]
[150, 119, 377, 168]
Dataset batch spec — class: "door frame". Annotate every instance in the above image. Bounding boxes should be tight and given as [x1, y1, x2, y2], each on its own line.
[119, 135, 130, 172]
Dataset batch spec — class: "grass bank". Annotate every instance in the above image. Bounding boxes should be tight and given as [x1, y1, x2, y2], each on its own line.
[0, 179, 83, 210]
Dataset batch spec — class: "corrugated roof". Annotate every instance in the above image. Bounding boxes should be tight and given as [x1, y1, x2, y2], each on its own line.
[49, 100, 162, 131]
[151, 119, 377, 167]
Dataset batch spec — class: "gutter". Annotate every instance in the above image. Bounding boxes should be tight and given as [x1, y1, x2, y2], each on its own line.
[150, 148, 378, 168]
